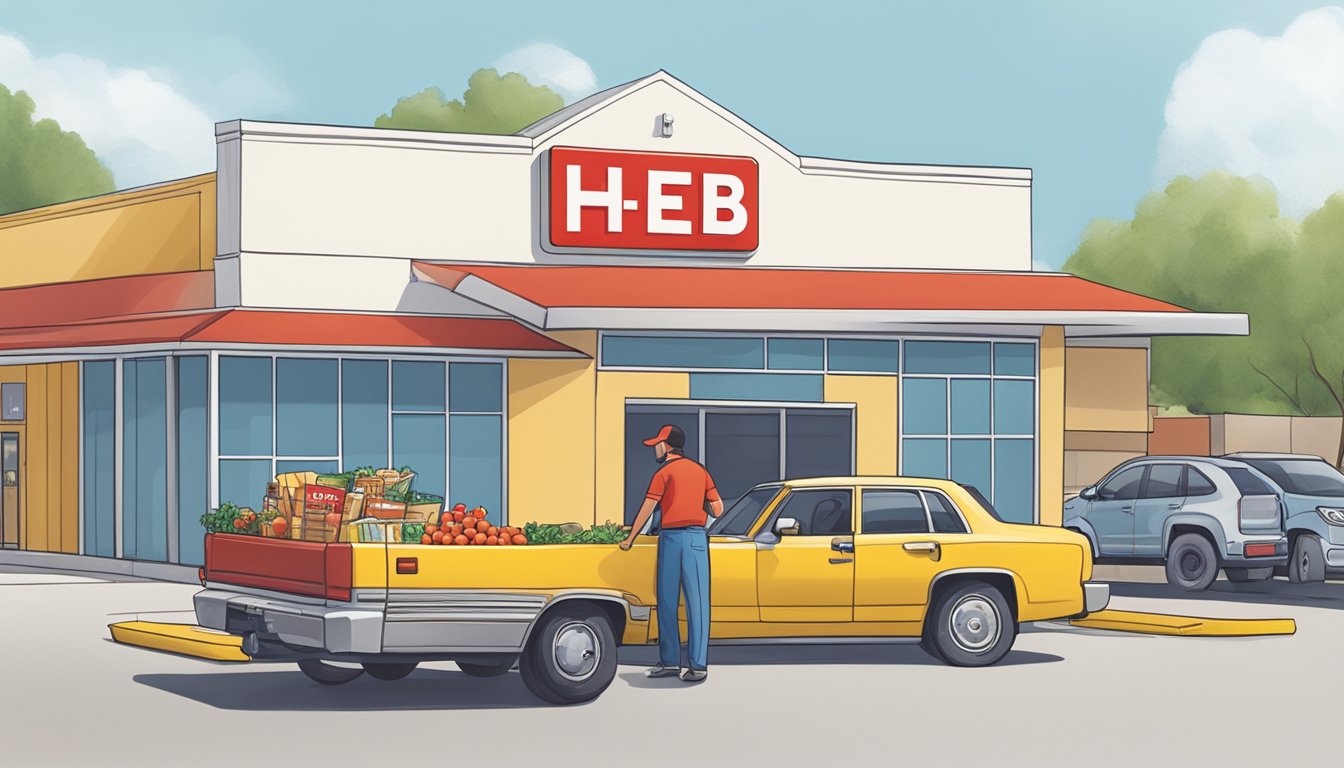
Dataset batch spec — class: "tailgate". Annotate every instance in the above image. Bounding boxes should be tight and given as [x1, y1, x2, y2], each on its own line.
[205, 533, 355, 600]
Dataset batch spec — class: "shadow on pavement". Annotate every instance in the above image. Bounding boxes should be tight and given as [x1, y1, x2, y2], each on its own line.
[1110, 578, 1344, 610]
[134, 667, 548, 711]
[617, 643, 1062, 676]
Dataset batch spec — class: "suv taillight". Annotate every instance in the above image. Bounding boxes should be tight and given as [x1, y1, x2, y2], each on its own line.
[1238, 495, 1280, 533]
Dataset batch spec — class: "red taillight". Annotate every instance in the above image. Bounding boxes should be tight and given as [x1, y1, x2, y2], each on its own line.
[396, 557, 418, 575]
[324, 543, 353, 601]
[198, 567, 207, 586]
[1245, 543, 1277, 558]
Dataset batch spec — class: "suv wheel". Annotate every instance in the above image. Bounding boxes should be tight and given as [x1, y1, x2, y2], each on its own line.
[1288, 534, 1325, 584]
[1166, 533, 1218, 591]
[923, 580, 1017, 667]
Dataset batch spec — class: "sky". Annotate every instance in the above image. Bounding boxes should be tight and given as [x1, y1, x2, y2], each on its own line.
[2, 0, 1342, 269]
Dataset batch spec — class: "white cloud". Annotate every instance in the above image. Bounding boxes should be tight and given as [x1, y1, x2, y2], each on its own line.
[1155, 7, 1344, 216]
[494, 43, 597, 102]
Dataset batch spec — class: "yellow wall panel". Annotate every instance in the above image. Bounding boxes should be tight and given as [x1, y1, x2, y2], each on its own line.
[594, 371, 690, 525]
[1065, 347, 1149, 433]
[24, 365, 47, 551]
[1039, 327, 1066, 526]
[823, 375, 898, 475]
[46, 365, 63, 551]
[508, 332, 598, 527]
[60, 362, 80, 554]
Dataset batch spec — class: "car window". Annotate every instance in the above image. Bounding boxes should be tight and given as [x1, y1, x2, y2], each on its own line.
[1185, 467, 1217, 496]
[770, 488, 853, 536]
[1242, 459, 1344, 497]
[1143, 464, 1184, 499]
[861, 490, 928, 534]
[925, 492, 969, 533]
[1098, 466, 1145, 501]
[1225, 467, 1275, 496]
[709, 486, 781, 536]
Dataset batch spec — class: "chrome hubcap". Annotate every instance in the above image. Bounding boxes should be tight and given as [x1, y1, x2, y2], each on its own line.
[552, 621, 600, 681]
[949, 595, 1000, 654]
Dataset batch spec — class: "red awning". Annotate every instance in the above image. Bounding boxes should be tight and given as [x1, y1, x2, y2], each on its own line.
[0, 271, 216, 328]
[411, 262, 1247, 337]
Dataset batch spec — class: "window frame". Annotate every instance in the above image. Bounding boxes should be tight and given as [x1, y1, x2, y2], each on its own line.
[761, 486, 856, 537]
[1097, 464, 1148, 501]
[1140, 463, 1186, 500]
[858, 485, 972, 535]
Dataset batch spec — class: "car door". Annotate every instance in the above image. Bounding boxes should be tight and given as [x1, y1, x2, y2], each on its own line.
[1089, 465, 1146, 556]
[1133, 463, 1185, 556]
[755, 487, 855, 622]
[853, 487, 957, 624]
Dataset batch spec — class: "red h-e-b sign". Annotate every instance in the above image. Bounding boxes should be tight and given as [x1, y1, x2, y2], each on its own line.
[548, 146, 758, 252]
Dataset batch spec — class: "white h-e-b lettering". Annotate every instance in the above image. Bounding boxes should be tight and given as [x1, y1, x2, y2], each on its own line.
[647, 170, 692, 235]
[566, 165, 624, 233]
[702, 173, 747, 236]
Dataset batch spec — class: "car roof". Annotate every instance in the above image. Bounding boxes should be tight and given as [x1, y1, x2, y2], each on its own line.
[1224, 452, 1329, 462]
[1122, 455, 1249, 469]
[776, 476, 963, 491]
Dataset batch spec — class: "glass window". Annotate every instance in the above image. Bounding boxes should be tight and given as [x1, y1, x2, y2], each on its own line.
[450, 363, 503, 413]
[1241, 459, 1344, 497]
[862, 489, 928, 534]
[177, 357, 209, 566]
[341, 359, 388, 471]
[705, 411, 782, 505]
[392, 413, 446, 497]
[994, 343, 1036, 376]
[275, 459, 340, 476]
[218, 356, 271, 456]
[449, 414, 503, 517]
[905, 341, 991, 375]
[902, 438, 948, 478]
[785, 410, 852, 479]
[950, 439, 991, 500]
[709, 486, 781, 537]
[275, 358, 338, 457]
[993, 439, 1034, 523]
[123, 358, 168, 562]
[902, 379, 947, 435]
[926, 492, 968, 533]
[218, 459, 271, 510]
[1098, 465, 1145, 501]
[1143, 464, 1184, 499]
[827, 339, 899, 373]
[1225, 467, 1275, 496]
[689, 373, 823, 402]
[993, 380, 1034, 435]
[624, 409, 701, 525]
[771, 488, 852, 536]
[392, 361, 445, 412]
[1185, 467, 1217, 496]
[767, 338, 824, 371]
[82, 361, 116, 558]
[602, 335, 764, 369]
[950, 379, 991, 434]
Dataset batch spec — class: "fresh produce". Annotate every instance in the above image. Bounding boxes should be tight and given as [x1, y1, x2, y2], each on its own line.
[271, 517, 288, 536]
[520, 521, 625, 545]
[401, 522, 426, 543]
[200, 502, 276, 535]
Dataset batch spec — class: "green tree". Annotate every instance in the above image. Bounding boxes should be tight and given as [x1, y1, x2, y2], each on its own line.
[375, 68, 564, 135]
[0, 83, 114, 215]
[1065, 173, 1299, 416]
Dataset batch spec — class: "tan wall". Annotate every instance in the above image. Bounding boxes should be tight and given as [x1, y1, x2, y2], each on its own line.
[0, 174, 215, 288]
[823, 375, 898, 475]
[1039, 327, 1066, 525]
[0, 363, 80, 554]
[1206, 414, 1341, 463]
[1064, 347, 1149, 433]
[593, 371, 690, 525]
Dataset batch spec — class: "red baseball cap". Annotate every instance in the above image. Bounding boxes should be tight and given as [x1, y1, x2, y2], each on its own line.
[642, 424, 686, 449]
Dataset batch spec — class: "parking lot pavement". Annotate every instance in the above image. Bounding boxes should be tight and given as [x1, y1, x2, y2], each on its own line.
[2, 565, 1341, 767]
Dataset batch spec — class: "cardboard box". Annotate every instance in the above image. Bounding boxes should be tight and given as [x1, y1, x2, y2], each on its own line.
[342, 492, 367, 522]
[365, 498, 408, 520]
[353, 476, 385, 497]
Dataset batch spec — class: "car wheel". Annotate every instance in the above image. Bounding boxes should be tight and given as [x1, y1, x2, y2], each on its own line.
[518, 604, 618, 705]
[918, 636, 946, 663]
[1165, 533, 1218, 591]
[925, 580, 1017, 667]
[297, 659, 364, 685]
[1288, 534, 1325, 584]
[1224, 567, 1250, 583]
[362, 662, 417, 681]
[456, 657, 516, 678]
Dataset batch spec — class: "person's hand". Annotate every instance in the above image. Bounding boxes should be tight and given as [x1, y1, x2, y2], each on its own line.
[618, 537, 634, 551]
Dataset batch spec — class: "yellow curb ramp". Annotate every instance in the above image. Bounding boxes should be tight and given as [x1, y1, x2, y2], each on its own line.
[1069, 609, 1296, 637]
[109, 621, 251, 661]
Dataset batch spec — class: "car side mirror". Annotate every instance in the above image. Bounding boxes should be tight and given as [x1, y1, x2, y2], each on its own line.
[1080, 486, 1097, 501]
[774, 517, 800, 536]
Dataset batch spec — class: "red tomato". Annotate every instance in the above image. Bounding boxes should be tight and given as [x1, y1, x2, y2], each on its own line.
[454, 534, 469, 546]
[420, 534, 433, 545]
[431, 531, 445, 544]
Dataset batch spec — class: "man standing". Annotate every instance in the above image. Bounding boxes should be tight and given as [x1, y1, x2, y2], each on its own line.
[619, 424, 723, 682]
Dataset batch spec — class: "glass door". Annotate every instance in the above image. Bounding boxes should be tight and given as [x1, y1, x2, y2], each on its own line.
[1, 433, 18, 548]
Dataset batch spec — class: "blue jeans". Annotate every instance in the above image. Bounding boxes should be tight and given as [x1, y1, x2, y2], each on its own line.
[656, 526, 710, 670]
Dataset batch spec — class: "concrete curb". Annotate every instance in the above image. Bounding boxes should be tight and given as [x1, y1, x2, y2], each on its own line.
[0, 550, 198, 585]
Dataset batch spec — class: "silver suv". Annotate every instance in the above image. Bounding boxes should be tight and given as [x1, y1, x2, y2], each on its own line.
[1063, 457, 1288, 590]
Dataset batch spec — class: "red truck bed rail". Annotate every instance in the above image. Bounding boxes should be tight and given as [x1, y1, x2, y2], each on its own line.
[204, 534, 353, 600]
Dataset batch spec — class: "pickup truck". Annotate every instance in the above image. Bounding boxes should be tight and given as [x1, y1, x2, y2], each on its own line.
[190, 476, 1108, 704]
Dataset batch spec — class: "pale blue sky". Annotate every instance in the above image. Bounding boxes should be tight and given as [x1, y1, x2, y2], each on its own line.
[2, 1, 1338, 267]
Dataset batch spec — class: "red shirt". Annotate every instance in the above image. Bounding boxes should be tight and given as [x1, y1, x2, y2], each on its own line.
[645, 455, 722, 529]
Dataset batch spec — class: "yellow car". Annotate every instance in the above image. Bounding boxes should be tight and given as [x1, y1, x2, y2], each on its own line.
[185, 476, 1107, 704]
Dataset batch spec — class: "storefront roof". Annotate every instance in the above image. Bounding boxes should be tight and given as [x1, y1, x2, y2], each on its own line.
[410, 262, 1248, 338]
[0, 271, 216, 327]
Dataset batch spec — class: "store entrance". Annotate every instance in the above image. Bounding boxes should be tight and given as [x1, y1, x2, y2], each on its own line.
[623, 404, 853, 525]
[1, 433, 18, 548]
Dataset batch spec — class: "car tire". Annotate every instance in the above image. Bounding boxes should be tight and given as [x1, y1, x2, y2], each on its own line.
[1165, 533, 1218, 591]
[924, 580, 1017, 667]
[1224, 567, 1250, 583]
[297, 659, 365, 685]
[918, 636, 946, 663]
[1288, 534, 1325, 584]
[362, 662, 418, 681]
[456, 657, 516, 678]
[518, 604, 618, 705]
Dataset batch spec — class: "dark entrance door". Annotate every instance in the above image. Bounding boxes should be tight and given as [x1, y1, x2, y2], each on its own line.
[1, 433, 18, 548]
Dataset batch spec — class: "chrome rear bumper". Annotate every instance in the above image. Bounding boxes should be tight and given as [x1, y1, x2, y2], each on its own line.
[1084, 582, 1111, 614]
